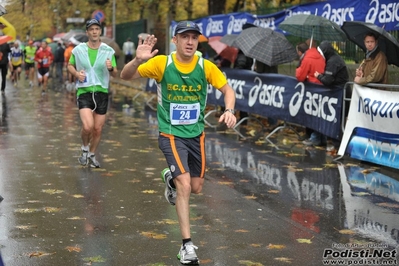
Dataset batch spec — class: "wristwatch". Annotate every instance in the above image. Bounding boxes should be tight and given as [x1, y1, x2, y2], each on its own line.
[224, 109, 235, 114]
[108, 67, 114, 72]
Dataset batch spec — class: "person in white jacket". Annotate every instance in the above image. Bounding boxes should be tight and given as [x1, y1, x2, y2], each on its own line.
[122, 37, 135, 64]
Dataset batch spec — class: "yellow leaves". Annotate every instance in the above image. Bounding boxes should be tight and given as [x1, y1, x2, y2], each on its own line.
[157, 219, 178, 225]
[296, 238, 313, 244]
[29, 251, 55, 258]
[267, 243, 286, 249]
[16, 225, 37, 230]
[234, 229, 249, 233]
[351, 192, 370, 196]
[65, 246, 81, 252]
[44, 207, 61, 213]
[41, 189, 64, 195]
[66, 216, 86, 220]
[15, 208, 41, 213]
[140, 231, 167, 239]
[309, 167, 323, 171]
[250, 243, 262, 248]
[244, 194, 257, 200]
[267, 190, 280, 194]
[361, 169, 376, 174]
[238, 260, 264, 266]
[274, 257, 293, 263]
[218, 181, 234, 185]
[71, 194, 84, 198]
[336, 228, 356, 235]
[83, 255, 106, 263]
[142, 190, 157, 194]
[376, 202, 399, 208]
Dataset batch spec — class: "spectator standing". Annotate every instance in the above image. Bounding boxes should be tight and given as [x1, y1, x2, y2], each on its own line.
[296, 40, 326, 145]
[122, 37, 135, 64]
[308, 41, 349, 149]
[120, 20, 236, 265]
[0, 41, 11, 94]
[296, 40, 325, 84]
[354, 32, 388, 85]
[54, 42, 65, 83]
[234, 49, 253, 125]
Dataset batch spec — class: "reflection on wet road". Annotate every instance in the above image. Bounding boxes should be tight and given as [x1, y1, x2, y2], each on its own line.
[0, 79, 397, 265]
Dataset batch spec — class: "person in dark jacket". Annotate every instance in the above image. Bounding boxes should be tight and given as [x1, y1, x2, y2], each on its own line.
[315, 41, 349, 87]
[311, 41, 349, 151]
[234, 50, 253, 125]
[54, 42, 65, 83]
[0, 41, 11, 94]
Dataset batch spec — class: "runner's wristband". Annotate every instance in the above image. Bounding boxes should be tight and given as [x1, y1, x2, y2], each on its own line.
[108, 67, 114, 72]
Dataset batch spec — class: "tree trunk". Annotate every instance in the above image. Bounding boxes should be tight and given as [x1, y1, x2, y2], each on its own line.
[208, 0, 226, 15]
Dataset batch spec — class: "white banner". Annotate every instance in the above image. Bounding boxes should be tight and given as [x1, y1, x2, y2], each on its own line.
[338, 84, 399, 169]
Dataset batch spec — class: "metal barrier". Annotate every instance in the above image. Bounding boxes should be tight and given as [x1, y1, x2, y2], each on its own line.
[334, 82, 399, 162]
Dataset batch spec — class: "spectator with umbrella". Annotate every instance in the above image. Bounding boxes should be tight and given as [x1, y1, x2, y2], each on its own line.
[341, 21, 397, 85]
[354, 32, 388, 85]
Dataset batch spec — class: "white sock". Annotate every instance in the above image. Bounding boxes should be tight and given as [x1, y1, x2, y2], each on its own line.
[81, 145, 89, 151]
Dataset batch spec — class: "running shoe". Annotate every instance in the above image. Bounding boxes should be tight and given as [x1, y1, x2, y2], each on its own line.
[177, 241, 199, 265]
[161, 168, 176, 205]
[78, 149, 88, 166]
[88, 154, 100, 168]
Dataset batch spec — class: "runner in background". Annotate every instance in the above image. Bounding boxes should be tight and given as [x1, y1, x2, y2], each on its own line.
[24, 39, 37, 87]
[9, 41, 23, 87]
[34, 40, 54, 94]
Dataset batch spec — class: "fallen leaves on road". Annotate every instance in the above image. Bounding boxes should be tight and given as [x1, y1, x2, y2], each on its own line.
[336, 228, 356, 235]
[238, 260, 263, 266]
[142, 190, 157, 194]
[29, 251, 55, 258]
[296, 238, 313, 244]
[83, 255, 106, 263]
[140, 231, 167, 239]
[65, 246, 81, 252]
[267, 243, 286, 249]
[274, 257, 293, 263]
[41, 189, 64, 195]
[377, 202, 399, 208]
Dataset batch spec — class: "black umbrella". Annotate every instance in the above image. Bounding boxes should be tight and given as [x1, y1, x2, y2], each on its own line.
[70, 33, 88, 45]
[341, 21, 399, 67]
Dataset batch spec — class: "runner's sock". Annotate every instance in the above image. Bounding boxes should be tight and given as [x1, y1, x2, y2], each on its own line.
[182, 238, 192, 246]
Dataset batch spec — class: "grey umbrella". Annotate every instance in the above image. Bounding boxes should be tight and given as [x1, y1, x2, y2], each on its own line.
[341, 21, 399, 67]
[279, 14, 347, 45]
[219, 34, 238, 47]
[233, 27, 297, 66]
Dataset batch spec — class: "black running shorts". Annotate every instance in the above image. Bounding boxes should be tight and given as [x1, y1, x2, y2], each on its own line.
[77, 92, 109, 115]
[158, 132, 206, 179]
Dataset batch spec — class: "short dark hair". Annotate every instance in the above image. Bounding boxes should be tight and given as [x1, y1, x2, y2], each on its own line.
[364, 32, 379, 40]
[296, 42, 309, 53]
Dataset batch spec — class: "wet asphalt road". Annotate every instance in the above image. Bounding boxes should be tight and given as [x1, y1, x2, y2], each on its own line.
[0, 76, 398, 266]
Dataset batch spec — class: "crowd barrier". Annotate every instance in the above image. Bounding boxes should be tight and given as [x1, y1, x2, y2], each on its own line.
[337, 82, 399, 169]
[143, 70, 399, 170]
[145, 68, 345, 141]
